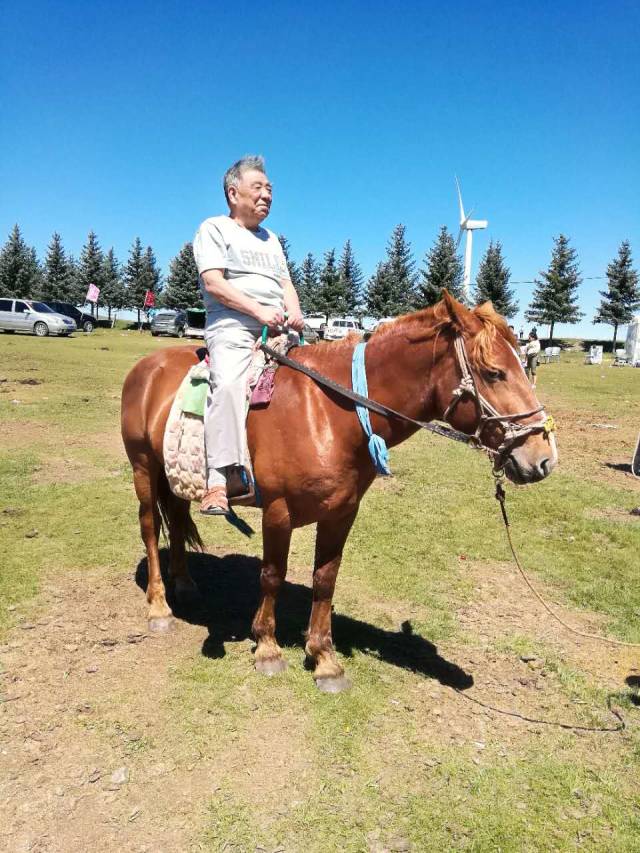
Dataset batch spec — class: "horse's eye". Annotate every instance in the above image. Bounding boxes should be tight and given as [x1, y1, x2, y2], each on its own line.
[485, 369, 505, 382]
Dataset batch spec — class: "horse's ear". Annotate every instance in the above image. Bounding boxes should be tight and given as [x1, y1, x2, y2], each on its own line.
[441, 289, 473, 332]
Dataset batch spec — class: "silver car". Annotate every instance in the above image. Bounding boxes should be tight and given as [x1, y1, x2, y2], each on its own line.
[0, 297, 77, 336]
[150, 310, 187, 337]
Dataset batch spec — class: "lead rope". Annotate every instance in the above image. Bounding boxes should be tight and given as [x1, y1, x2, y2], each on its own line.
[452, 475, 640, 734]
[495, 476, 640, 649]
[443, 477, 628, 734]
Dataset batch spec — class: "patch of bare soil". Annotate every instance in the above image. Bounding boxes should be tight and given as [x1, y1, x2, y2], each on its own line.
[553, 406, 640, 491]
[0, 552, 317, 853]
[361, 560, 640, 805]
[454, 559, 638, 698]
[2, 553, 638, 852]
[30, 453, 123, 486]
[2, 420, 124, 471]
[1, 420, 53, 450]
[64, 431, 125, 460]
[1, 571, 216, 853]
[587, 507, 640, 524]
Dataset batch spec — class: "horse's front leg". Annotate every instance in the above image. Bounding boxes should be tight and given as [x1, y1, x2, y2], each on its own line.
[306, 510, 358, 693]
[251, 502, 291, 675]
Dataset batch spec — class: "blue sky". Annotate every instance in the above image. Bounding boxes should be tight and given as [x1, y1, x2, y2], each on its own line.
[2, 1, 639, 337]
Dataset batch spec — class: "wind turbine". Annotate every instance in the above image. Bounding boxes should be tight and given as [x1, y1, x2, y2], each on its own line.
[455, 177, 488, 301]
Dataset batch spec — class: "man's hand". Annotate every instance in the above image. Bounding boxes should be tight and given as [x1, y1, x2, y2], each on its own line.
[256, 305, 285, 329]
[285, 308, 305, 332]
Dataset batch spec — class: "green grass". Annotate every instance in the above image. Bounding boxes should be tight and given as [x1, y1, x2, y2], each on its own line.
[1, 329, 640, 850]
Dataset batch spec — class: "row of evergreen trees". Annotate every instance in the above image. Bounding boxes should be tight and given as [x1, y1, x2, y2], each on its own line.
[1, 223, 638, 346]
[0, 226, 162, 323]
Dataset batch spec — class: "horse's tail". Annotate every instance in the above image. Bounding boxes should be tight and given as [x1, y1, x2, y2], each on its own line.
[157, 470, 204, 552]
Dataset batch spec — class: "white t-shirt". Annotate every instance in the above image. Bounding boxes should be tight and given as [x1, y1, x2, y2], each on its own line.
[193, 215, 290, 330]
[525, 339, 541, 357]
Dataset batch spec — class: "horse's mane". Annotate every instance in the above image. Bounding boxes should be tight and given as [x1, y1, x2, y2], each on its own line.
[370, 300, 517, 374]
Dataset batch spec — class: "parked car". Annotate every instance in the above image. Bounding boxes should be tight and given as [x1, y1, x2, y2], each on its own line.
[301, 323, 319, 344]
[0, 298, 76, 336]
[151, 310, 187, 337]
[322, 317, 364, 341]
[303, 313, 327, 334]
[43, 301, 96, 333]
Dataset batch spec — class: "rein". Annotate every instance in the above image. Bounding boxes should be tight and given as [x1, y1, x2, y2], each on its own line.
[260, 340, 473, 445]
[260, 334, 553, 471]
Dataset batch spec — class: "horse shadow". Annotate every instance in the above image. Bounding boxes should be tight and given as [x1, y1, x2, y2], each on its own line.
[605, 462, 632, 474]
[135, 550, 473, 690]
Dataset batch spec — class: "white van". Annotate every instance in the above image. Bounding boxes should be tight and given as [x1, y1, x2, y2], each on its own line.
[323, 317, 364, 341]
[0, 298, 77, 336]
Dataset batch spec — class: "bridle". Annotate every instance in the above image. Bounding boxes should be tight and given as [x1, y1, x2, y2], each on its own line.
[443, 335, 554, 471]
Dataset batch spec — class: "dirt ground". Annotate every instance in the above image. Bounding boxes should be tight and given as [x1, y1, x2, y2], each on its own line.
[2, 548, 638, 853]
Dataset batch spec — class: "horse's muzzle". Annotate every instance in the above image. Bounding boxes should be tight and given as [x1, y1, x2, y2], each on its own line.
[502, 444, 557, 484]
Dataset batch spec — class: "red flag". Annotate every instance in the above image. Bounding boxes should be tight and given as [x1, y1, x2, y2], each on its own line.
[143, 290, 155, 308]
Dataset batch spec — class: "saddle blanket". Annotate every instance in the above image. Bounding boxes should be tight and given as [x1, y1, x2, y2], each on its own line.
[162, 335, 291, 502]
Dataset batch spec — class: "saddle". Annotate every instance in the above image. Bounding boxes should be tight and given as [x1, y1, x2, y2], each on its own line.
[162, 335, 295, 506]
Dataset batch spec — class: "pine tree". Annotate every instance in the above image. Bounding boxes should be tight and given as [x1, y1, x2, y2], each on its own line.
[67, 254, 80, 304]
[365, 262, 395, 318]
[385, 224, 417, 312]
[141, 246, 162, 312]
[316, 249, 351, 317]
[41, 233, 74, 301]
[162, 242, 200, 309]
[298, 253, 320, 314]
[0, 224, 42, 298]
[594, 240, 640, 351]
[101, 249, 127, 321]
[76, 231, 105, 316]
[278, 234, 302, 291]
[526, 234, 584, 345]
[416, 226, 464, 307]
[338, 240, 364, 313]
[473, 241, 518, 318]
[123, 238, 147, 324]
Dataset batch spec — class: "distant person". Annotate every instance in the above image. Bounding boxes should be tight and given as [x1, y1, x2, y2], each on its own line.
[192, 155, 304, 516]
[524, 330, 541, 388]
[519, 326, 524, 341]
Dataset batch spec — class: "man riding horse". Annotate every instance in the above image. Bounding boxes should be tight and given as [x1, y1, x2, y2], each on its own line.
[193, 155, 304, 516]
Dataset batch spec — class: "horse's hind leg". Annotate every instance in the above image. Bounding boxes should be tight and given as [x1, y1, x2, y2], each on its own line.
[133, 460, 174, 632]
[162, 484, 200, 603]
[251, 503, 291, 675]
[305, 511, 358, 692]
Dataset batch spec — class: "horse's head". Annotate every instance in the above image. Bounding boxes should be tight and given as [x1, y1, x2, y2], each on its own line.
[430, 292, 557, 484]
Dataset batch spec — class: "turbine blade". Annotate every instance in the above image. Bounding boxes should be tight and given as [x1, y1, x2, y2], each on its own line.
[456, 226, 464, 249]
[455, 176, 465, 223]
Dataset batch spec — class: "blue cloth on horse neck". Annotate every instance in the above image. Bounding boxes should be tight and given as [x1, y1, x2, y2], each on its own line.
[351, 341, 391, 476]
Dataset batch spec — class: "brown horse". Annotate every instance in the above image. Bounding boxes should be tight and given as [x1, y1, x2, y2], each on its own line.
[121, 292, 557, 692]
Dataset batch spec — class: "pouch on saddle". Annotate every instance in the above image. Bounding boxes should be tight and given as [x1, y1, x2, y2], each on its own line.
[162, 335, 292, 505]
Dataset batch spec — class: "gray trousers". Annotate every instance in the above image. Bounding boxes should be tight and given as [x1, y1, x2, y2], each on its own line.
[203, 324, 260, 483]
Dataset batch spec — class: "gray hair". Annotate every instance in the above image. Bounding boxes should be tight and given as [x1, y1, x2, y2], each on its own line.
[223, 155, 266, 203]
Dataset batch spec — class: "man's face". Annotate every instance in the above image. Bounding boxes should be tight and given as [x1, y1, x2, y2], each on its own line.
[228, 169, 272, 226]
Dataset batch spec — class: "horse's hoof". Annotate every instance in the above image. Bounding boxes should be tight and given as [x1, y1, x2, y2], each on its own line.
[255, 657, 288, 676]
[148, 616, 174, 634]
[315, 675, 352, 694]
